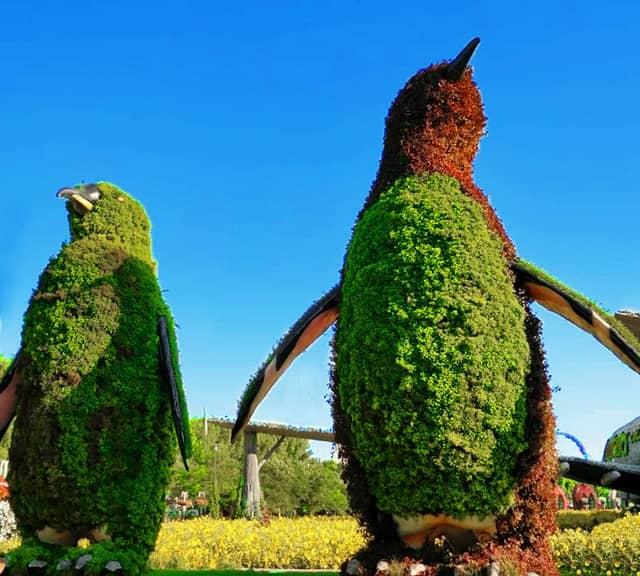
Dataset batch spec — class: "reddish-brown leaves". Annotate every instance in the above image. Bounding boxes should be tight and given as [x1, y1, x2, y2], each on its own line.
[364, 64, 516, 261]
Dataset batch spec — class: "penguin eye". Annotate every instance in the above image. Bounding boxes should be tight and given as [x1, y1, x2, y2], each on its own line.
[82, 184, 101, 202]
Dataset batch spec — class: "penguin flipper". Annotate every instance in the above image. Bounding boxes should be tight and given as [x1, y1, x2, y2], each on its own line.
[559, 455, 640, 495]
[0, 352, 20, 442]
[158, 317, 190, 470]
[512, 259, 640, 376]
[232, 285, 340, 441]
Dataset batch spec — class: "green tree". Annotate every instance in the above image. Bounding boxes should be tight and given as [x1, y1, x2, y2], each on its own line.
[256, 436, 348, 516]
[558, 476, 610, 502]
[170, 419, 348, 517]
[168, 419, 243, 517]
[0, 356, 9, 377]
[0, 357, 12, 462]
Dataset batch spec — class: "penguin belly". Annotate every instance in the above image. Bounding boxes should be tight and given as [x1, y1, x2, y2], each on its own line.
[8, 244, 175, 549]
[334, 173, 530, 530]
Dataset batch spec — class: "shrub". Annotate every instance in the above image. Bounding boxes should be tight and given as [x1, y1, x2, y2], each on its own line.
[556, 509, 626, 532]
[551, 513, 640, 574]
[0, 357, 9, 378]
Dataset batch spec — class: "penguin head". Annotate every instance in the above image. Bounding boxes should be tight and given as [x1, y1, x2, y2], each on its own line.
[379, 37, 486, 190]
[57, 182, 152, 256]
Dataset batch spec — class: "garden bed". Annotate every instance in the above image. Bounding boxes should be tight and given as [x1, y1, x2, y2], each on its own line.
[1, 514, 639, 575]
[148, 572, 337, 576]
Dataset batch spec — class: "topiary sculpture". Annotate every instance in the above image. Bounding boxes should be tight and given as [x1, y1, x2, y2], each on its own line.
[0, 182, 191, 575]
[232, 39, 640, 575]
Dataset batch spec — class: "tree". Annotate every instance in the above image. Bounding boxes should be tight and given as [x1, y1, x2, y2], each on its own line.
[0, 357, 9, 377]
[257, 435, 349, 516]
[168, 419, 243, 517]
[0, 358, 12, 462]
[169, 418, 349, 517]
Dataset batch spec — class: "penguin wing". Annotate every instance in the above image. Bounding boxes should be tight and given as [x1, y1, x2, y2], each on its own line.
[158, 317, 190, 470]
[512, 260, 640, 376]
[559, 456, 640, 495]
[0, 352, 20, 442]
[232, 285, 340, 441]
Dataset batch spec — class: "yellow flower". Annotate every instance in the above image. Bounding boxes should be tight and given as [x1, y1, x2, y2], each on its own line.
[77, 538, 91, 550]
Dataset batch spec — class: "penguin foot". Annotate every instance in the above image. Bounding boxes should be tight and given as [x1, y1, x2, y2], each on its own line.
[393, 514, 496, 552]
[341, 537, 544, 576]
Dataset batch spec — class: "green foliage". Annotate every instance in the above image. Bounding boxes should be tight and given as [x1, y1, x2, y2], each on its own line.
[260, 440, 349, 516]
[169, 420, 244, 517]
[0, 356, 14, 460]
[0, 422, 13, 461]
[170, 419, 348, 517]
[556, 509, 626, 532]
[0, 356, 9, 377]
[558, 477, 611, 500]
[7, 538, 147, 575]
[8, 182, 190, 567]
[335, 173, 530, 519]
[65, 183, 153, 263]
[5, 537, 60, 574]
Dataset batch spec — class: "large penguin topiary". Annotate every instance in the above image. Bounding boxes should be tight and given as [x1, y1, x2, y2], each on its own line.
[0, 182, 191, 575]
[231, 39, 640, 575]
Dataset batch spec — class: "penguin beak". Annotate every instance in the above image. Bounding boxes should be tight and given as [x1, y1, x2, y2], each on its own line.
[57, 184, 101, 215]
[445, 37, 480, 81]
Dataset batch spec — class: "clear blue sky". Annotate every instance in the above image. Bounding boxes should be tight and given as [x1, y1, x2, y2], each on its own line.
[1, 0, 640, 461]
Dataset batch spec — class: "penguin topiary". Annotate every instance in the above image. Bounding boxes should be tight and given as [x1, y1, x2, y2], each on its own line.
[232, 39, 640, 575]
[0, 182, 191, 575]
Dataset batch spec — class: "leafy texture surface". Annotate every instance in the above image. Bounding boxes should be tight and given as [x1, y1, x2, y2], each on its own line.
[335, 173, 529, 518]
[9, 182, 190, 572]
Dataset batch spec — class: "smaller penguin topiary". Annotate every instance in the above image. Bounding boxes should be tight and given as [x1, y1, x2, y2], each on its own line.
[0, 182, 191, 575]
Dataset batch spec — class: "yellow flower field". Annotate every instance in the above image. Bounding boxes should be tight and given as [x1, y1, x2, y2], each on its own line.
[2, 513, 640, 573]
[550, 513, 640, 575]
[149, 516, 368, 570]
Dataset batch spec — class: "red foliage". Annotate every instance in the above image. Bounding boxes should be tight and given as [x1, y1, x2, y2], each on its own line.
[572, 484, 601, 509]
[363, 64, 516, 261]
[0, 477, 9, 501]
[494, 301, 560, 576]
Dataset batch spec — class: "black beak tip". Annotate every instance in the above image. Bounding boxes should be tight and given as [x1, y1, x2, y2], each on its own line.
[56, 187, 75, 198]
[445, 37, 481, 81]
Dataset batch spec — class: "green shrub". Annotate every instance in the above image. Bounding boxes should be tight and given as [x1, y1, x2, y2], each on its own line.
[551, 513, 640, 574]
[556, 509, 627, 532]
[0, 357, 9, 378]
[335, 173, 530, 518]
